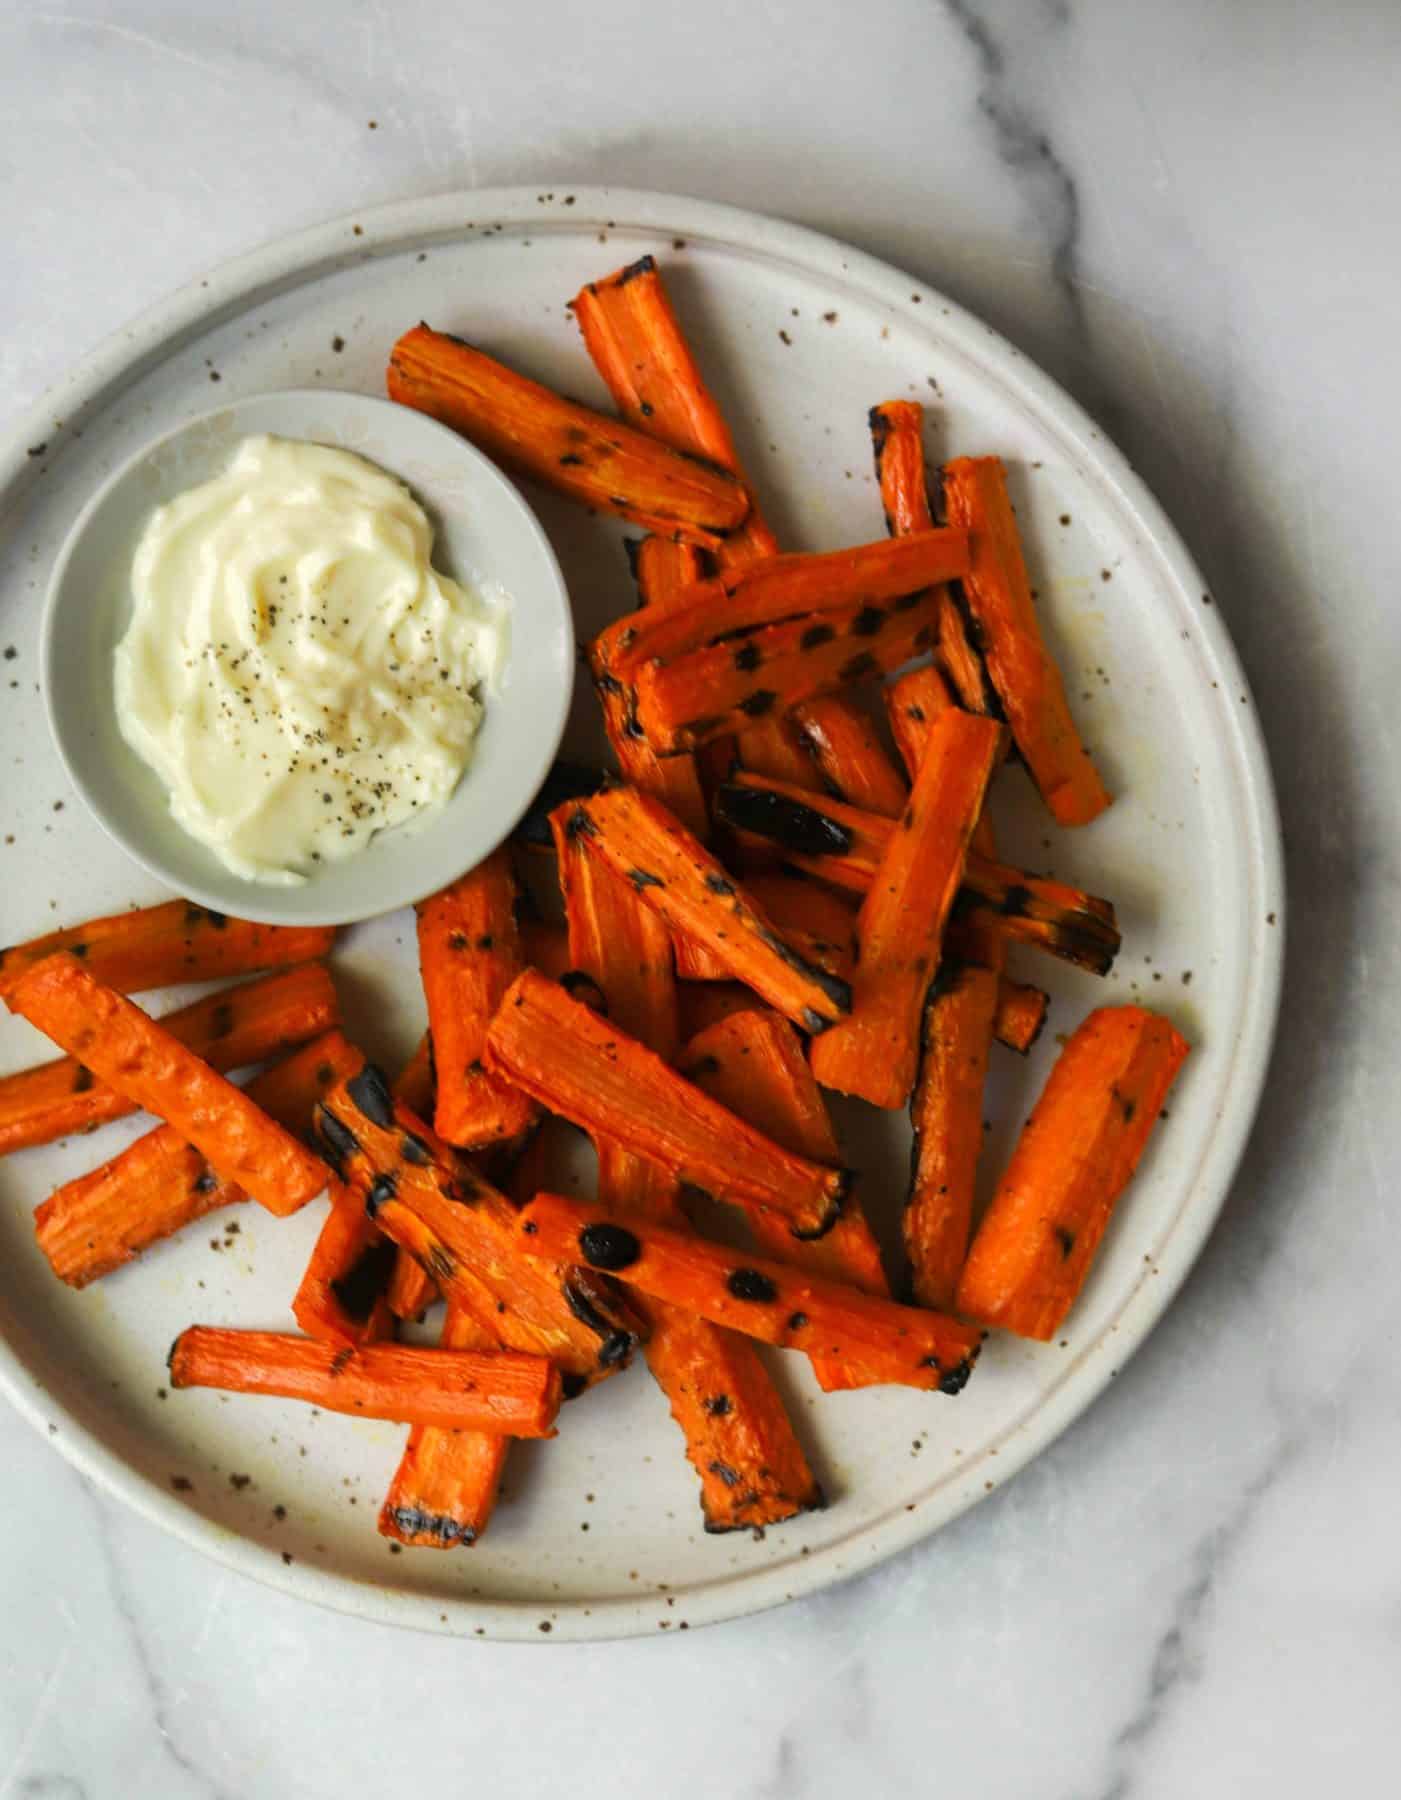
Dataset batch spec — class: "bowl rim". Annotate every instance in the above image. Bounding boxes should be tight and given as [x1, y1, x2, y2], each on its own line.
[38, 387, 573, 927]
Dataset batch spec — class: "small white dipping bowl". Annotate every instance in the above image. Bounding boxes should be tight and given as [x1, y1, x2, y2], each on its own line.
[42, 391, 572, 927]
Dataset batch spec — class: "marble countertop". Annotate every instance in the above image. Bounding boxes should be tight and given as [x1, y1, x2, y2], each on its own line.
[3, 2, 1398, 1793]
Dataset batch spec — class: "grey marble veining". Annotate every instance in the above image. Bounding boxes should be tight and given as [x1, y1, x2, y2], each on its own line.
[3, 1, 1400, 1794]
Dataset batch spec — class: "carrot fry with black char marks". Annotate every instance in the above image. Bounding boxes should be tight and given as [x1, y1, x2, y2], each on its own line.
[904, 962, 1000, 1311]
[739, 874, 856, 984]
[5, 956, 331, 1216]
[884, 663, 998, 857]
[418, 849, 539, 1150]
[0, 901, 336, 1001]
[292, 1184, 397, 1348]
[485, 970, 848, 1239]
[378, 1302, 512, 1548]
[602, 533, 970, 676]
[315, 1067, 643, 1386]
[870, 402, 997, 717]
[714, 774, 1121, 975]
[564, 785, 850, 1033]
[0, 961, 338, 1158]
[553, 804, 679, 1059]
[811, 709, 1005, 1108]
[559, 818, 821, 1532]
[169, 1327, 561, 1436]
[517, 1193, 982, 1395]
[34, 1030, 363, 1289]
[634, 593, 939, 756]
[384, 1040, 441, 1322]
[992, 979, 1049, 1054]
[957, 1006, 1189, 1339]
[794, 696, 908, 817]
[386, 325, 749, 550]
[590, 538, 711, 840]
[681, 1009, 888, 1392]
[571, 254, 780, 568]
[942, 455, 1111, 826]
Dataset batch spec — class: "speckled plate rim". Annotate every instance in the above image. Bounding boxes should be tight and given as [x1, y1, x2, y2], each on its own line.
[0, 186, 1284, 1642]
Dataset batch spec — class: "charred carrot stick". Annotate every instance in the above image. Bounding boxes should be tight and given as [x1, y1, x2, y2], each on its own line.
[604, 534, 970, 676]
[591, 538, 711, 839]
[884, 663, 999, 859]
[715, 775, 1122, 975]
[387, 325, 748, 550]
[957, 1006, 1189, 1338]
[33, 1031, 362, 1289]
[681, 1009, 888, 1391]
[739, 873, 856, 984]
[870, 402, 998, 717]
[378, 1302, 512, 1548]
[417, 850, 539, 1151]
[0, 961, 338, 1158]
[571, 254, 780, 568]
[485, 970, 848, 1238]
[553, 805, 680, 1058]
[5, 956, 331, 1216]
[316, 1067, 643, 1384]
[811, 710, 1005, 1108]
[559, 799, 820, 1533]
[0, 900, 335, 1000]
[384, 1041, 441, 1322]
[634, 593, 939, 756]
[518, 1192, 982, 1394]
[903, 962, 1000, 1311]
[794, 696, 908, 817]
[564, 785, 850, 1033]
[992, 979, 1049, 1054]
[169, 1326, 561, 1435]
[942, 456, 1111, 825]
[292, 1185, 397, 1348]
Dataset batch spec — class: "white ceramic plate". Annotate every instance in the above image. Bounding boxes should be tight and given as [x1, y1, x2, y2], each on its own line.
[0, 188, 1283, 1641]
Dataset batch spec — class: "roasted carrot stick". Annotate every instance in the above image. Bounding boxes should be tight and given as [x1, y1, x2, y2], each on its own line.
[169, 1326, 561, 1435]
[518, 919, 572, 985]
[0, 900, 335, 1000]
[903, 961, 1001, 1311]
[386, 325, 749, 550]
[383, 1041, 441, 1322]
[573, 253, 871, 798]
[558, 805, 820, 1532]
[680, 1009, 888, 1391]
[634, 593, 939, 755]
[941, 456, 1111, 826]
[571, 254, 780, 568]
[604, 533, 970, 676]
[378, 1302, 512, 1548]
[870, 402, 998, 717]
[316, 1068, 643, 1385]
[292, 1185, 397, 1348]
[714, 775, 1121, 975]
[563, 785, 850, 1033]
[992, 979, 1049, 1054]
[957, 1006, 1189, 1338]
[0, 961, 338, 1159]
[590, 537, 712, 839]
[485, 970, 848, 1238]
[884, 663, 999, 859]
[810, 710, 1005, 1107]
[676, 980, 760, 1040]
[517, 1193, 983, 1394]
[33, 1031, 362, 1289]
[738, 873, 856, 983]
[6, 956, 331, 1216]
[417, 850, 539, 1150]
[794, 696, 908, 817]
[553, 804, 679, 1059]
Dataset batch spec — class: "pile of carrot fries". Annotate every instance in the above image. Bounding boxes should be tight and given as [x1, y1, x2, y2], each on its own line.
[0, 254, 1188, 1549]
